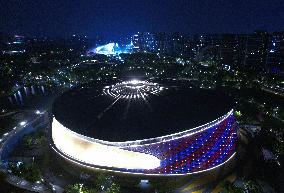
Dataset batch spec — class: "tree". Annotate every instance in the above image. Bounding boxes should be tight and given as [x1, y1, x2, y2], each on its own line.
[92, 172, 110, 191]
[245, 180, 263, 193]
[25, 163, 42, 182]
[23, 135, 33, 148]
[64, 183, 97, 193]
[106, 182, 120, 193]
[220, 181, 243, 193]
[0, 170, 7, 182]
[150, 179, 177, 193]
[8, 162, 42, 183]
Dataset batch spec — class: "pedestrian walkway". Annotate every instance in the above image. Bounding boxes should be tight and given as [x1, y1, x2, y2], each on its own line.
[6, 174, 50, 193]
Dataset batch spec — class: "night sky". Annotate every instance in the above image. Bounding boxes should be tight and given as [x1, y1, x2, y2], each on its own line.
[0, 0, 284, 39]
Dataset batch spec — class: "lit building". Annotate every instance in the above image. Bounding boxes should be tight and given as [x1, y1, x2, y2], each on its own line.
[51, 79, 237, 176]
[87, 42, 133, 55]
[242, 31, 269, 72]
[2, 35, 26, 55]
[266, 31, 284, 75]
[131, 32, 156, 52]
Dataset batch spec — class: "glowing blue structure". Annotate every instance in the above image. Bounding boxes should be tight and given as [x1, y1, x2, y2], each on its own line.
[88, 42, 134, 55]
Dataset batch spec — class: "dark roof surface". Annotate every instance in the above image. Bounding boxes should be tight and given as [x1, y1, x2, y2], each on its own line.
[53, 79, 233, 142]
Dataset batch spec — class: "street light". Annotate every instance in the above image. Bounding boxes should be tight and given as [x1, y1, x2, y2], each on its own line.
[19, 121, 27, 126]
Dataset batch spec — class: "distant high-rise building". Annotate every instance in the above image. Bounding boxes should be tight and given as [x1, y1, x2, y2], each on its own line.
[155, 32, 170, 54]
[131, 32, 156, 52]
[266, 31, 284, 75]
[131, 33, 140, 52]
[242, 31, 269, 72]
[218, 34, 238, 67]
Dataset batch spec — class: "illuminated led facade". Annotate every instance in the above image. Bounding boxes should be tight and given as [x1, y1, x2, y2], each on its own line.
[52, 109, 237, 176]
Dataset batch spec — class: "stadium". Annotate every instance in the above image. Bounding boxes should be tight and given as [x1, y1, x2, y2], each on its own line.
[51, 78, 237, 176]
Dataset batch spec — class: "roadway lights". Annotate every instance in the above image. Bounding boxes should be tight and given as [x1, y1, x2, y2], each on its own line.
[19, 121, 27, 126]
[35, 110, 44, 115]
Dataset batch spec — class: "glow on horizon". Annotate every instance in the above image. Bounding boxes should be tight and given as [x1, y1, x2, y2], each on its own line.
[52, 118, 160, 170]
